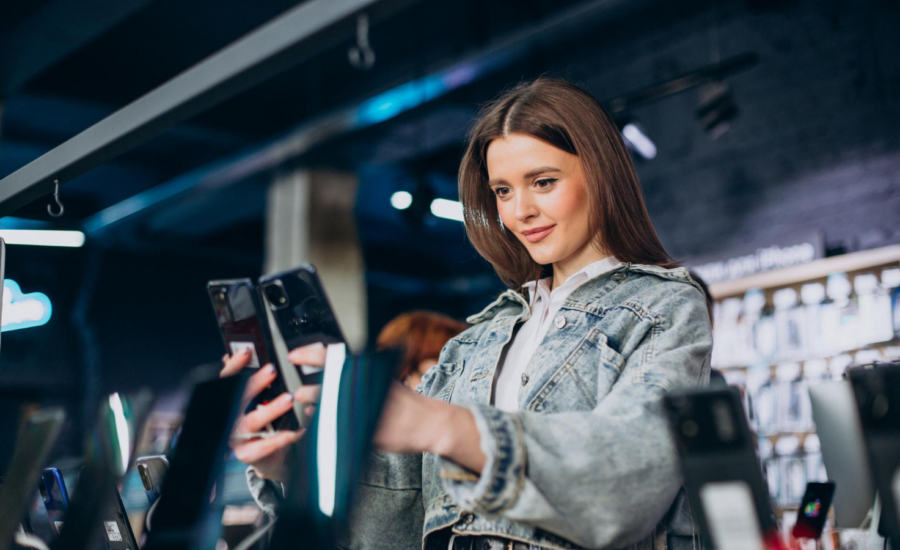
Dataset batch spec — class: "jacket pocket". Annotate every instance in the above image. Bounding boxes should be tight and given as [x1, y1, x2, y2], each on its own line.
[527, 328, 625, 413]
[418, 359, 465, 403]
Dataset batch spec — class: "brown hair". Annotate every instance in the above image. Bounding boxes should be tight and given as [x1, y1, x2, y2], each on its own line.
[458, 78, 676, 289]
[376, 311, 469, 381]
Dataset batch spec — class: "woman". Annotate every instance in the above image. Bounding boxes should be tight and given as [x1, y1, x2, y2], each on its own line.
[222, 78, 712, 550]
[377, 310, 469, 388]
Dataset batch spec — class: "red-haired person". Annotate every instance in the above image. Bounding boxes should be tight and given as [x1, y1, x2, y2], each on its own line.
[376, 311, 469, 389]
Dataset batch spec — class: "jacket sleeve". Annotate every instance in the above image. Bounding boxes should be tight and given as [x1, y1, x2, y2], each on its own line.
[439, 285, 712, 549]
[246, 467, 285, 518]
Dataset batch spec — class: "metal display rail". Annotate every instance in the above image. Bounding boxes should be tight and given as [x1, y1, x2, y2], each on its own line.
[0, 0, 412, 218]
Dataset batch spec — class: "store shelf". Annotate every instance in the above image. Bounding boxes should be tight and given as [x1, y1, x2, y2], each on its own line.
[708, 244, 900, 299]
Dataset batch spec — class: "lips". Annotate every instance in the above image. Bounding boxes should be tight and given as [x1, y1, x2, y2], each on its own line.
[521, 224, 556, 243]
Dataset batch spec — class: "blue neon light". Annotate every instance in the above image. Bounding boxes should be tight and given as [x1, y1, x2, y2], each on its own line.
[2, 280, 52, 332]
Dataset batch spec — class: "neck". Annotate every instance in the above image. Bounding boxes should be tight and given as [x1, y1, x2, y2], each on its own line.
[550, 243, 608, 291]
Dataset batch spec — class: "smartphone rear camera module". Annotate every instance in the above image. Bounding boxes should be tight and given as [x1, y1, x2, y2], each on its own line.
[712, 399, 736, 442]
[137, 464, 152, 491]
[263, 281, 290, 310]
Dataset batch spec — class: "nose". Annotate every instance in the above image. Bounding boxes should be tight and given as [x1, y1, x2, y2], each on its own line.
[513, 191, 538, 223]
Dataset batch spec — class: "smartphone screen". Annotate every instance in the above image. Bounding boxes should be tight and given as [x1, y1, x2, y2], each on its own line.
[792, 482, 835, 540]
[259, 265, 346, 385]
[208, 279, 299, 431]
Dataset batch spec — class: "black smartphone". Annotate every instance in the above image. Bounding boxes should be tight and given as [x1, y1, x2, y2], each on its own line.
[208, 278, 300, 431]
[849, 363, 900, 540]
[663, 387, 780, 550]
[142, 374, 248, 550]
[136, 456, 169, 505]
[258, 264, 346, 386]
[792, 481, 836, 540]
[39, 468, 71, 536]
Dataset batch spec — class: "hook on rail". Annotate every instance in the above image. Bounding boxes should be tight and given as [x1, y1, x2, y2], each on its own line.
[47, 179, 65, 218]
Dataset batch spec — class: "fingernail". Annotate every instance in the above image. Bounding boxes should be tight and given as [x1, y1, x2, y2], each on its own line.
[266, 364, 276, 374]
[281, 392, 294, 404]
[242, 348, 252, 355]
[222, 354, 229, 362]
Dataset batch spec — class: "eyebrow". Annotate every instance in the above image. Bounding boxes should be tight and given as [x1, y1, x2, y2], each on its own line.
[488, 166, 561, 186]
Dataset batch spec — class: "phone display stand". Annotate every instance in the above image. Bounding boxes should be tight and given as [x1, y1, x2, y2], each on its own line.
[52, 390, 152, 550]
[849, 362, 900, 545]
[664, 387, 783, 550]
[268, 347, 398, 550]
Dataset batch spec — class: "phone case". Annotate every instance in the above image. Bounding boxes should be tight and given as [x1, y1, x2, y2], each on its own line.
[258, 265, 346, 385]
[208, 278, 299, 431]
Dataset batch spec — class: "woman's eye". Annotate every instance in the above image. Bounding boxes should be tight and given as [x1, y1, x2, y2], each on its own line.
[493, 187, 511, 198]
[535, 178, 557, 189]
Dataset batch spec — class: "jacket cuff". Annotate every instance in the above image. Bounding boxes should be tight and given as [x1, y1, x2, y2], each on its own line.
[246, 466, 285, 518]
[439, 404, 527, 517]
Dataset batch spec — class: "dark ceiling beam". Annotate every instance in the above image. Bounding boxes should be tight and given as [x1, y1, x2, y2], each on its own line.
[0, 0, 414, 218]
[0, 0, 155, 98]
[84, 0, 648, 236]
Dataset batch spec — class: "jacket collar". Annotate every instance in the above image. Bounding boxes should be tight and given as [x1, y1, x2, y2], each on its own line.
[465, 263, 704, 325]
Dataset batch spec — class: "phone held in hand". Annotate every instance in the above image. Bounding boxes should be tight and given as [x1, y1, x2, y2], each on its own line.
[258, 264, 346, 386]
[791, 481, 835, 540]
[208, 278, 300, 431]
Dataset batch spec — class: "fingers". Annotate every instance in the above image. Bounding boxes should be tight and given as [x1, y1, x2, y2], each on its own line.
[241, 364, 278, 409]
[233, 430, 304, 465]
[220, 348, 253, 377]
[288, 343, 327, 367]
[239, 392, 295, 433]
[294, 384, 321, 405]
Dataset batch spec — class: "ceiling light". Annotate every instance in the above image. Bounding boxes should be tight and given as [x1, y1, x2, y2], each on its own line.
[621, 122, 658, 160]
[0, 229, 85, 247]
[390, 191, 413, 210]
[430, 199, 464, 222]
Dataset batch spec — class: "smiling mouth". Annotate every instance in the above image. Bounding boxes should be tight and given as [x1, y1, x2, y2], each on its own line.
[521, 225, 556, 243]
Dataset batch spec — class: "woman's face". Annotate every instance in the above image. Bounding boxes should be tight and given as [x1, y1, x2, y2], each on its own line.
[486, 133, 597, 271]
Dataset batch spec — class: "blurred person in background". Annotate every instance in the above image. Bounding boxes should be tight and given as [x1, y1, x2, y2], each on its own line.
[376, 311, 469, 389]
[224, 78, 713, 550]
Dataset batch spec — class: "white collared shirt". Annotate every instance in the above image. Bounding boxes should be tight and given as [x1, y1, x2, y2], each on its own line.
[492, 256, 621, 412]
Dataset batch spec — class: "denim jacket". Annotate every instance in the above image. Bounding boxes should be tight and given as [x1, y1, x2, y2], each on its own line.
[248, 263, 713, 550]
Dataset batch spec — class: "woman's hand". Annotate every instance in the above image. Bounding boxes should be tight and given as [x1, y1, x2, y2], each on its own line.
[373, 383, 487, 473]
[218, 344, 327, 481]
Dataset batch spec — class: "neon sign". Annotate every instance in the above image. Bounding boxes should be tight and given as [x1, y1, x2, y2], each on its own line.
[1, 280, 52, 332]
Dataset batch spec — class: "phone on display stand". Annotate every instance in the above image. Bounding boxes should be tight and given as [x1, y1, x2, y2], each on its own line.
[39, 468, 71, 536]
[791, 481, 836, 540]
[663, 386, 782, 550]
[0, 407, 65, 550]
[849, 363, 900, 542]
[208, 278, 301, 431]
[258, 264, 346, 386]
[136, 456, 169, 505]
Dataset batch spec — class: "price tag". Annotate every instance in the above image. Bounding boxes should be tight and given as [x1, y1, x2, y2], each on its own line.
[104, 521, 123, 542]
[229, 342, 260, 369]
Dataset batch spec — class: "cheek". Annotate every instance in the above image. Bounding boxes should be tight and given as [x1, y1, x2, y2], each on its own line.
[546, 183, 590, 226]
